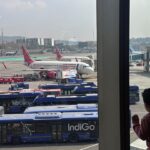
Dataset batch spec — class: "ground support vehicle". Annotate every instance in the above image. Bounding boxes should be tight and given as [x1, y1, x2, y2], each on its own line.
[0, 91, 42, 113]
[9, 82, 29, 91]
[129, 85, 139, 104]
[39, 82, 96, 95]
[0, 77, 24, 84]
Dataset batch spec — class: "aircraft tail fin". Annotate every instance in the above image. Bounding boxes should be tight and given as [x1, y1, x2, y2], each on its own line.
[21, 46, 34, 66]
[54, 48, 63, 60]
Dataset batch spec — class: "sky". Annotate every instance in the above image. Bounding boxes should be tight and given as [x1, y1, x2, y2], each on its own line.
[130, 0, 150, 38]
[0, 0, 96, 41]
[0, 0, 149, 40]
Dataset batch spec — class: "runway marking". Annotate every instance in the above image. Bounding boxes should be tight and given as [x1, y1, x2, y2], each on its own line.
[79, 143, 98, 150]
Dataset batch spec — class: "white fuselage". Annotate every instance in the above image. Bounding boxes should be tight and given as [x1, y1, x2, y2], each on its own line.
[28, 61, 94, 75]
[5, 52, 16, 56]
[60, 57, 95, 69]
[62, 56, 91, 60]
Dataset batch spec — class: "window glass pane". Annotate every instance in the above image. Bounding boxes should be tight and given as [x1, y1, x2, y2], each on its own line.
[130, 0, 150, 149]
[0, 0, 98, 149]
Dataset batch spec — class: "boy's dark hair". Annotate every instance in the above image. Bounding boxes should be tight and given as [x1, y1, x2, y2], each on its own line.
[142, 88, 150, 105]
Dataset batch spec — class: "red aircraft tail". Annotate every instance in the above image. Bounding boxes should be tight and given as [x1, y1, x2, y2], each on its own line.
[54, 48, 63, 60]
[21, 46, 34, 66]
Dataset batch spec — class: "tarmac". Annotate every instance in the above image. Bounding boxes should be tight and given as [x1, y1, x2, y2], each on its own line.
[0, 58, 148, 150]
[0, 54, 99, 150]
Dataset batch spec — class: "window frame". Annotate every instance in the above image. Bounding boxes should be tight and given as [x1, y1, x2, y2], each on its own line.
[97, 0, 129, 149]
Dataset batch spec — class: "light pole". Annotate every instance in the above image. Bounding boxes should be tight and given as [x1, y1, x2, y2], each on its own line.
[1, 28, 4, 56]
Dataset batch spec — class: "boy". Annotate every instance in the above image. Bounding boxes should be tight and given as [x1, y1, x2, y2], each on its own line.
[132, 88, 150, 149]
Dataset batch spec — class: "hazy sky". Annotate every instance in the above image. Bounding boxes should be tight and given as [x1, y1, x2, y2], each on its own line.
[0, 0, 149, 40]
[130, 0, 150, 38]
[0, 0, 96, 41]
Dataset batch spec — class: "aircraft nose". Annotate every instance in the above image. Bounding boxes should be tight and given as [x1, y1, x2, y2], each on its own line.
[87, 67, 94, 74]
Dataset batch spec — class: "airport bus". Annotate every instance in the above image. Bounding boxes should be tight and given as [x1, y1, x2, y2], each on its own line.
[129, 85, 139, 104]
[0, 89, 61, 113]
[34, 89, 61, 96]
[32, 93, 98, 106]
[38, 82, 96, 90]
[0, 112, 98, 144]
[38, 82, 96, 95]
[73, 86, 98, 94]
[24, 104, 98, 114]
[0, 91, 42, 113]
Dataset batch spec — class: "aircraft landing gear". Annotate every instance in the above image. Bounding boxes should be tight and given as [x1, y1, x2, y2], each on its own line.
[76, 74, 82, 79]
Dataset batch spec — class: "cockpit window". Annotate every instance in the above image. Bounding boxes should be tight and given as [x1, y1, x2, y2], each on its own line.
[83, 64, 89, 68]
[83, 65, 87, 69]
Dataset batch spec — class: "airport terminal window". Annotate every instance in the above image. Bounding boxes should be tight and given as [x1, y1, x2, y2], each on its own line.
[0, 0, 133, 149]
[0, 0, 131, 149]
[130, 0, 150, 149]
[0, 0, 97, 149]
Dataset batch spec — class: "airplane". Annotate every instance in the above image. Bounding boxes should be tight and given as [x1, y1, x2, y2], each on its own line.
[54, 48, 92, 61]
[54, 47, 95, 69]
[5, 50, 18, 56]
[21, 46, 94, 78]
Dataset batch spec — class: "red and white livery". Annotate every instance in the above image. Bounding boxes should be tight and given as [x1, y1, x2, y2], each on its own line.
[21, 46, 94, 76]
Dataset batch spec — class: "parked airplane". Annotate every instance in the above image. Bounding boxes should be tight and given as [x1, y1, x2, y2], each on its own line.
[5, 50, 18, 56]
[22, 46, 94, 77]
[54, 48, 91, 61]
[54, 48, 95, 70]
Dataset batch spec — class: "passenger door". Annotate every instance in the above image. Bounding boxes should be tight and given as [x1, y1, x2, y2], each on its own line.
[51, 123, 62, 142]
[0, 124, 8, 144]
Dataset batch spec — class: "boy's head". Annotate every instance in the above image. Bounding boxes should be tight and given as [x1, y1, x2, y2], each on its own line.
[142, 88, 150, 112]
